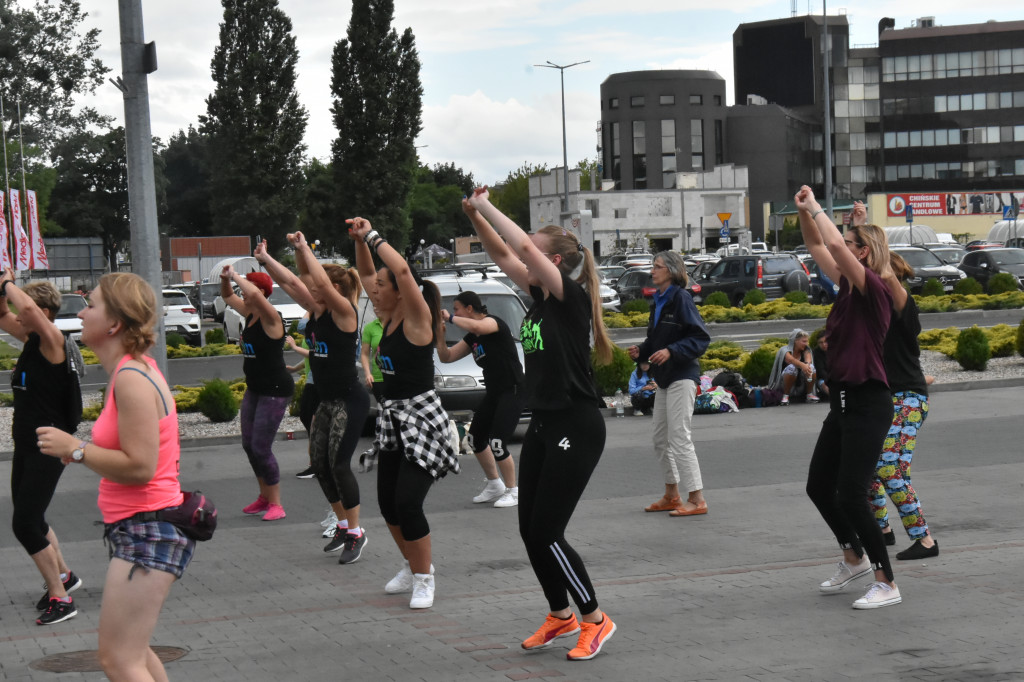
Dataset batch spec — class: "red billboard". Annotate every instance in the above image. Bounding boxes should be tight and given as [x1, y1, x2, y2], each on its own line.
[886, 191, 1023, 218]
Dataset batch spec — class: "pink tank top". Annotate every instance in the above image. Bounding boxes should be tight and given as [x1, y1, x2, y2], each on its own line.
[95, 355, 184, 523]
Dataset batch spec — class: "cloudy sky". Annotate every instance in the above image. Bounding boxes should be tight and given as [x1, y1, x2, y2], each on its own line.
[76, 1, 1020, 185]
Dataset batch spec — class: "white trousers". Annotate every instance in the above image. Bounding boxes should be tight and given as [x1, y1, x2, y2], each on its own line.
[651, 379, 702, 491]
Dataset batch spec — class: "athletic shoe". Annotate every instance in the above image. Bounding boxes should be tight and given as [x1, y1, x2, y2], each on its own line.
[262, 503, 286, 521]
[338, 532, 368, 564]
[852, 581, 902, 609]
[323, 527, 347, 552]
[322, 524, 338, 539]
[883, 531, 896, 546]
[242, 495, 269, 515]
[521, 613, 581, 650]
[385, 561, 433, 594]
[320, 509, 339, 528]
[781, 395, 790, 406]
[566, 614, 617, 661]
[36, 572, 83, 611]
[409, 573, 435, 609]
[473, 478, 506, 504]
[807, 394, 820, 403]
[295, 465, 316, 479]
[36, 598, 77, 626]
[494, 487, 519, 508]
[896, 539, 939, 561]
[819, 557, 871, 593]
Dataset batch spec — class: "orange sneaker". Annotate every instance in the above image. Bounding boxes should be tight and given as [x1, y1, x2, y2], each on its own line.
[521, 613, 581, 650]
[567, 614, 616, 661]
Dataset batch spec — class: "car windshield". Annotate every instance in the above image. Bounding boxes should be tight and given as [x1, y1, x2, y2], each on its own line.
[201, 283, 220, 296]
[896, 249, 943, 267]
[59, 295, 87, 317]
[992, 250, 1024, 265]
[268, 287, 296, 305]
[932, 249, 965, 264]
[163, 292, 191, 306]
[441, 293, 525, 345]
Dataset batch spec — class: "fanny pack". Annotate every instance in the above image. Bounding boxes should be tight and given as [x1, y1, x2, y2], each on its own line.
[128, 490, 218, 542]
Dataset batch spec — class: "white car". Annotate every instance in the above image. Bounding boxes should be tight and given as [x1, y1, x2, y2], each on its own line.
[56, 293, 87, 343]
[222, 285, 306, 343]
[600, 282, 620, 311]
[162, 289, 201, 345]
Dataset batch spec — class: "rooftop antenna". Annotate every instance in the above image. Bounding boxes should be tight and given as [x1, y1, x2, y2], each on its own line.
[791, 0, 797, 17]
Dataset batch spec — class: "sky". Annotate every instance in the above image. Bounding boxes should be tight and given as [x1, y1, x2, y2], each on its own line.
[74, 0, 1022, 186]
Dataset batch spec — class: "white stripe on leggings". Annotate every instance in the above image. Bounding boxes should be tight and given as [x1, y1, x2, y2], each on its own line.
[549, 541, 590, 604]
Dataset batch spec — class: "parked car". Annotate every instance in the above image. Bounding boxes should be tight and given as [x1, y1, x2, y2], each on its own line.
[691, 253, 810, 306]
[187, 281, 222, 319]
[55, 293, 87, 343]
[889, 246, 966, 294]
[806, 261, 838, 304]
[599, 282, 621, 311]
[687, 259, 718, 281]
[162, 289, 201, 345]
[614, 268, 655, 304]
[957, 248, 1024, 290]
[921, 244, 967, 266]
[597, 265, 626, 285]
[222, 285, 306, 343]
[623, 252, 654, 269]
[966, 240, 1004, 251]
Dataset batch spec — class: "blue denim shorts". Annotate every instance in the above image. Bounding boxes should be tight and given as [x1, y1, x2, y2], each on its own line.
[104, 518, 195, 579]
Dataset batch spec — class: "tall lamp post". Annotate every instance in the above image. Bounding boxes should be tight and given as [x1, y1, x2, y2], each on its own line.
[534, 60, 589, 215]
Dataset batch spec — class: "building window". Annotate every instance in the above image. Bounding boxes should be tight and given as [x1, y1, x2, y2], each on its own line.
[630, 95, 645, 107]
[609, 97, 619, 109]
[611, 122, 621, 190]
[689, 94, 702, 105]
[714, 119, 724, 165]
[659, 95, 674, 105]
[633, 120, 646, 189]
[584, 199, 600, 219]
[714, 94, 722, 106]
[690, 119, 703, 170]
[614, 208, 628, 219]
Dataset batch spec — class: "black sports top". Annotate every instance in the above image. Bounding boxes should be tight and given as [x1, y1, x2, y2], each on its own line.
[376, 321, 435, 400]
[462, 315, 524, 392]
[307, 306, 358, 399]
[883, 295, 929, 396]
[12, 333, 75, 448]
[240, 314, 294, 398]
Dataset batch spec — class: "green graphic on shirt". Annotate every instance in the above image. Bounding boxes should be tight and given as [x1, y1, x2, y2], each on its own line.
[520, 317, 544, 354]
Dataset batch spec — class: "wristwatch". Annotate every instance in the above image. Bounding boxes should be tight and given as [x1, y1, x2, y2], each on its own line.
[71, 441, 88, 463]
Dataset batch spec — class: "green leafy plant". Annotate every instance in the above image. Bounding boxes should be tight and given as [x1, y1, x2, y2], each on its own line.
[954, 325, 991, 371]
[591, 344, 634, 395]
[165, 332, 187, 348]
[1017, 318, 1024, 359]
[195, 379, 239, 423]
[703, 291, 730, 307]
[743, 289, 767, 306]
[206, 327, 227, 344]
[953, 278, 983, 295]
[622, 299, 650, 314]
[289, 375, 306, 417]
[987, 272, 1020, 295]
[783, 290, 809, 304]
[741, 347, 776, 386]
[920, 278, 945, 297]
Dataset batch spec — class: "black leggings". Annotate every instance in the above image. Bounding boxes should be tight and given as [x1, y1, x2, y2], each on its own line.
[311, 383, 370, 510]
[806, 380, 896, 582]
[519, 404, 606, 615]
[468, 386, 525, 461]
[11, 444, 66, 555]
[376, 446, 435, 542]
[299, 381, 320, 434]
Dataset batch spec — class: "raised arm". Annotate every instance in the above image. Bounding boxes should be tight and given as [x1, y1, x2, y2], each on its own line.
[290, 231, 357, 332]
[254, 239, 316, 311]
[219, 266, 248, 317]
[231, 268, 284, 338]
[461, 197, 529, 291]
[0, 271, 65, 361]
[351, 231, 378, 297]
[794, 186, 863, 291]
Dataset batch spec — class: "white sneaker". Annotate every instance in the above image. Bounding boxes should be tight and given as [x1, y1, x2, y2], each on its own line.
[410, 573, 435, 609]
[321, 509, 338, 528]
[819, 557, 872, 593]
[852, 581, 902, 609]
[493, 487, 518, 508]
[473, 478, 506, 504]
[322, 524, 337, 539]
[385, 561, 434, 594]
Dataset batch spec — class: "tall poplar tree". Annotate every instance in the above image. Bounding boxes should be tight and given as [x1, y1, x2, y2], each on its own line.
[330, 0, 422, 250]
[200, 0, 307, 248]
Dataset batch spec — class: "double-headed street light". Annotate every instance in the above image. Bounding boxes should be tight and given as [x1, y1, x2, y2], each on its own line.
[534, 60, 589, 215]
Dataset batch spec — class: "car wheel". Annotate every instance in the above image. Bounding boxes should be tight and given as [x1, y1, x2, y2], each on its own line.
[782, 270, 811, 293]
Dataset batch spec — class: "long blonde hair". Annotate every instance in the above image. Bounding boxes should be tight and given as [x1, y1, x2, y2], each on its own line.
[537, 225, 613, 365]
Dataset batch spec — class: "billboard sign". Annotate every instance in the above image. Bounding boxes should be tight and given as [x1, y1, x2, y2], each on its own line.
[887, 191, 1024, 218]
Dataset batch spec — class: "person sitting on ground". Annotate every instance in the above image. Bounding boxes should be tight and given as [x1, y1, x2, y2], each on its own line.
[812, 330, 830, 399]
[767, 328, 819, 405]
[628, 361, 657, 415]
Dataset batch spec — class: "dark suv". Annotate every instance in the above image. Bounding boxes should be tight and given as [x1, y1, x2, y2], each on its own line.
[691, 254, 810, 306]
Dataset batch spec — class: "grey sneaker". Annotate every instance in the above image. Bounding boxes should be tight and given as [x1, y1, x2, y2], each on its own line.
[338, 532, 367, 564]
[493, 487, 519, 508]
[36, 598, 77, 626]
[819, 558, 872, 593]
[409, 573, 435, 609]
[852, 581, 902, 609]
[473, 479, 506, 504]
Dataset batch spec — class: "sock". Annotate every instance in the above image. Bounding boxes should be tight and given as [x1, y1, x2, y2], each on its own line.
[56, 596, 72, 604]
[347, 527, 362, 537]
[337, 520, 349, 531]
[59, 572, 68, 582]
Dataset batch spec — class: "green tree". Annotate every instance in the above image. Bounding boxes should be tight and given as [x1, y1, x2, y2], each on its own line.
[0, 0, 110, 149]
[331, 0, 422, 255]
[297, 158, 339, 252]
[200, 0, 308, 251]
[429, 162, 475, 197]
[490, 162, 548, 229]
[160, 126, 213, 236]
[576, 157, 599, 191]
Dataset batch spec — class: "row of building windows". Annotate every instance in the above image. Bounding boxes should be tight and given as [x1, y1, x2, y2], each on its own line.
[882, 48, 1024, 82]
[884, 159, 1024, 181]
[882, 90, 1024, 116]
[607, 118, 723, 188]
[608, 94, 722, 109]
[883, 125, 1024, 149]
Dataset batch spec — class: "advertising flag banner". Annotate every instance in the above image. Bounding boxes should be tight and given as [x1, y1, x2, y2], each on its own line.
[9, 190, 30, 270]
[26, 190, 48, 269]
[0, 193, 10, 270]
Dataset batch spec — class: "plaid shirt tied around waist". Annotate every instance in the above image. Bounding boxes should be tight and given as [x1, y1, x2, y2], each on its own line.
[374, 390, 459, 480]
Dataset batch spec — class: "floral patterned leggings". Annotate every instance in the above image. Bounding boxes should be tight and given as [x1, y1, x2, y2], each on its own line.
[869, 391, 930, 540]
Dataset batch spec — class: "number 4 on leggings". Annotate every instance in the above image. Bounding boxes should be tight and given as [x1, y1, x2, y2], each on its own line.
[558, 437, 571, 451]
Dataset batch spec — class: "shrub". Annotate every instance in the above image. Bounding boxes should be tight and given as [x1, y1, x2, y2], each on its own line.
[165, 332, 187, 348]
[703, 291, 730, 307]
[783, 290, 809, 304]
[81, 403, 102, 421]
[920, 278, 945, 297]
[0, 391, 13, 407]
[741, 347, 776, 386]
[987, 272, 1019, 295]
[591, 344, 634, 395]
[700, 340, 746, 372]
[289, 375, 306, 417]
[954, 326, 990, 371]
[195, 379, 239, 422]
[1017, 318, 1024, 359]
[986, 324, 1017, 357]
[206, 327, 227, 344]
[953, 277, 983, 295]
[622, 299, 650, 314]
[743, 289, 767, 306]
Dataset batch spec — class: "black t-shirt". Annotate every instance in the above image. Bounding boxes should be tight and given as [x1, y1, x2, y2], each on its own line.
[883, 295, 928, 396]
[462, 314, 524, 392]
[12, 333, 75, 448]
[521, 273, 602, 410]
[376, 321, 435, 400]
[308, 307, 358, 399]
[240, 315, 295, 397]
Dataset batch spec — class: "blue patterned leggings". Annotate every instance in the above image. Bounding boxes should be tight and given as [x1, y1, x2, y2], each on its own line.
[869, 391, 930, 540]
[240, 391, 289, 486]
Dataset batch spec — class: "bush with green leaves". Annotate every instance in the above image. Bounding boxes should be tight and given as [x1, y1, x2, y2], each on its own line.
[591, 344, 635, 396]
[783, 290, 809, 304]
[743, 289, 767, 306]
[953, 277, 983, 295]
[206, 327, 227, 344]
[622, 299, 650, 314]
[954, 325, 991, 371]
[703, 291, 730, 307]
[166, 332, 187, 348]
[741, 347, 776, 386]
[920, 278, 945, 297]
[1017, 318, 1024, 359]
[289, 375, 306, 417]
[700, 340, 746, 372]
[987, 272, 1020, 295]
[196, 379, 239, 422]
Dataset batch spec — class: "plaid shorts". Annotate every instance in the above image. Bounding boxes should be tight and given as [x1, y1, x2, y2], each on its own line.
[104, 518, 195, 579]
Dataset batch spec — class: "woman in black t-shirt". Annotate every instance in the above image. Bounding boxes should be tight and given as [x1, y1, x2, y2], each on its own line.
[436, 290, 525, 508]
[465, 188, 618, 661]
[220, 266, 294, 522]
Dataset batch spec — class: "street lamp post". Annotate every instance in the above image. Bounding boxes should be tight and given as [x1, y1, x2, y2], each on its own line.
[534, 60, 589, 215]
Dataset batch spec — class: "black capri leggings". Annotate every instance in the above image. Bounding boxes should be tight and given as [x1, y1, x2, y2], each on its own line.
[468, 386, 526, 461]
[806, 380, 895, 581]
[310, 382, 370, 510]
[518, 403, 606, 615]
[11, 445, 66, 555]
[299, 380, 320, 434]
[376, 446, 434, 542]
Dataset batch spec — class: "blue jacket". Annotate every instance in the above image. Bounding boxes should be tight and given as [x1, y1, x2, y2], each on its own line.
[636, 285, 711, 388]
[629, 369, 655, 398]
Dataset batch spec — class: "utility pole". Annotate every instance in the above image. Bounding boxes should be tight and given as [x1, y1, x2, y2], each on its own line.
[535, 60, 589, 217]
[116, 0, 166, 373]
[822, 1, 834, 219]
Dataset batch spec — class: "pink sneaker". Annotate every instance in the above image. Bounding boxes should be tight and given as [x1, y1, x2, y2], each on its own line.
[262, 503, 286, 521]
[242, 496, 269, 515]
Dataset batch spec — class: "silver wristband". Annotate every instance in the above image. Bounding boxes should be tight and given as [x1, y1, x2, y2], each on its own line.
[810, 208, 824, 220]
[363, 230, 380, 245]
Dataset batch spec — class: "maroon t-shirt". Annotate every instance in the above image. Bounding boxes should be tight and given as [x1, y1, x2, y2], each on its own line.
[824, 267, 892, 386]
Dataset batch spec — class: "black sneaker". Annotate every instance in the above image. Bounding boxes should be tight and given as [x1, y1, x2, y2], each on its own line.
[36, 572, 83, 611]
[323, 527, 347, 553]
[896, 539, 939, 561]
[338, 532, 367, 565]
[37, 598, 77, 626]
[295, 466, 316, 479]
[883, 531, 896, 546]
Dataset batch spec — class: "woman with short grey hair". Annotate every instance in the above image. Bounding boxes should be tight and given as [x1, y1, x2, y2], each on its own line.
[654, 251, 690, 288]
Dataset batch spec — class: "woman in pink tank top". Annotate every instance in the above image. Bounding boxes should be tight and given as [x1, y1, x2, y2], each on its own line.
[37, 273, 193, 680]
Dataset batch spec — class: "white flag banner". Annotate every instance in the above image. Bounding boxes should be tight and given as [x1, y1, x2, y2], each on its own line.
[9, 190, 30, 270]
[26, 190, 48, 269]
[0, 193, 11, 270]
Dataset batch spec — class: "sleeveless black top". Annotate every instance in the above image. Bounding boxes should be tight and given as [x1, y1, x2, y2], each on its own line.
[12, 333, 74, 448]
[240, 314, 294, 397]
[308, 306, 358, 399]
[376, 321, 434, 400]
[462, 315, 524, 392]
[883, 295, 929, 396]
